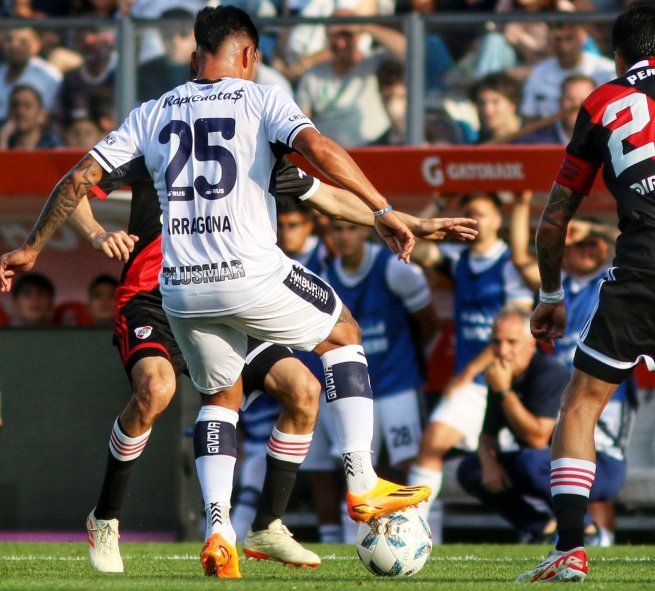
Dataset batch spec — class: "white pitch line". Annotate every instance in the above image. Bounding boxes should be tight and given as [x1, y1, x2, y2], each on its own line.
[2, 554, 655, 564]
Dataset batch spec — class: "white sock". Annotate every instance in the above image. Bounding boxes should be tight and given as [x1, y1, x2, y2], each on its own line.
[340, 500, 358, 544]
[319, 523, 343, 544]
[408, 464, 443, 520]
[231, 505, 257, 543]
[343, 451, 378, 494]
[194, 405, 239, 544]
[232, 450, 267, 541]
[321, 345, 377, 493]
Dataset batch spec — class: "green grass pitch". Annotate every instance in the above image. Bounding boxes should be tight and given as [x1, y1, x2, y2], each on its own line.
[1, 543, 655, 590]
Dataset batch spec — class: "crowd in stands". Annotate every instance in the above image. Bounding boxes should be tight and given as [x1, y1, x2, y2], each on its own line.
[0, 0, 636, 150]
[0, 271, 118, 326]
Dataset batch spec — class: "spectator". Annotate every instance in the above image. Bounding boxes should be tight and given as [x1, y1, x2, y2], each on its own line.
[457, 308, 628, 544]
[0, 28, 62, 120]
[525, 74, 597, 144]
[296, 12, 406, 146]
[0, 85, 61, 149]
[471, 72, 524, 144]
[63, 117, 104, 148]
[138, 9, 194, 102]
[11, 272, 55, 326]
[59, 27, 116, 126]
[373, 59, 406, 145]
[520, 22, 614, 120]
[455, 309, 570, 542]
[87, 274, 118, 327]
[407, 192, 533, 537]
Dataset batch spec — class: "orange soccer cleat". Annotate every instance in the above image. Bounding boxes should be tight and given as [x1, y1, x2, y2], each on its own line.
[200, 533, 242, 578]
[345, 478, 431, 523]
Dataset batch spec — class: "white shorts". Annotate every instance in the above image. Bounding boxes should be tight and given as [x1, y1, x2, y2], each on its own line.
[168, 265, 342, 394]
[428, 381, 488, 451]
[303, 388, 422, 470]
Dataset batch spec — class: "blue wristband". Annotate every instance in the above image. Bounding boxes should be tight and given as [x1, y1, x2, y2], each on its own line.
[373, 204, 393, 216]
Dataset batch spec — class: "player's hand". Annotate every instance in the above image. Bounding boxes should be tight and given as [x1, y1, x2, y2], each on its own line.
[90, 230, 139, 262]
[0, 245, 39, 292]
[482, 464, 513, 494]
[414, 217, 478, 242]
[374, 210, 415, 263]
[485, 359, 513, 392]
[530, 301, 567, 346]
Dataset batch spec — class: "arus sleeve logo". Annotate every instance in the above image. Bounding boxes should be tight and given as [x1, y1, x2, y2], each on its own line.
[134, 326, 153, 339]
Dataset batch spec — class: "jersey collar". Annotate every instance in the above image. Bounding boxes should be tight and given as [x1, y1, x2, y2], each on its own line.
[192, 78, 226, 84]
[628, 58, 655, 71]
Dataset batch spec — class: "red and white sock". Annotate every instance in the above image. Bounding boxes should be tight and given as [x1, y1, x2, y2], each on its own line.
[267, 427, 312, 464]
[550, 457, 596, 498]
[108, 418, 150, 462]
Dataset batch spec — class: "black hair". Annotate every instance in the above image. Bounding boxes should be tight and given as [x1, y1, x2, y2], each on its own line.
[470, 72, 522, 107]
[613, 5, 655, 67]
[10, 84, 43, 107]
[377, 59, 404, 91]
[13, 272, 55, 299]
[89, 274, 119, 293]
[277, 198, 313, 218]
[460, 191, 502, 212]
[194, 6, 259, 54]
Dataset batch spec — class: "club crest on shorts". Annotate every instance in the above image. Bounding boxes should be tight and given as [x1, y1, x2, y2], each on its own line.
[134, 326, 153, 340]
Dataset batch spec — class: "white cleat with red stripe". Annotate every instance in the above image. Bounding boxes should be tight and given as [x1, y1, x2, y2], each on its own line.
[86, 509, 123, 573]
[515, 547, 588, 583]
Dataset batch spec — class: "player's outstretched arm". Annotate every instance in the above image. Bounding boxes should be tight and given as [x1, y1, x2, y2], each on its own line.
[292, 128, 414, 262]
[307, 184, 478, 241]
[0, 154, 104, 292]
[531, 181, 584, 344]
[69, 196, 138, 262]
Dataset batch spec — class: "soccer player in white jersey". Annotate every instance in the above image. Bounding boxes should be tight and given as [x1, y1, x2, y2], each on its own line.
[0, 7, 476, 578]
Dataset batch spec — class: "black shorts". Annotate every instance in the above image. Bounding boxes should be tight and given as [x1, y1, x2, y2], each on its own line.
[114, 290, 294, 390]
[114, 290, 187, 377]
[243, 338, 294, 396]
[574, 266, 655, 383]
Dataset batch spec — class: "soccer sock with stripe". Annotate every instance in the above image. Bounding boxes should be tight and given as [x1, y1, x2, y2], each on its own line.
[194, 405, 239, 544]
[95, 417, 151, 520]
[320, 345, 377, 494]
[251, 427, 312, 531]
[551, 457, 596, 551]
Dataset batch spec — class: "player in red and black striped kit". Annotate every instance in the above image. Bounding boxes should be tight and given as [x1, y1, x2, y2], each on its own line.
[66, 155, 477, 573]
[518, 5, 655, 583]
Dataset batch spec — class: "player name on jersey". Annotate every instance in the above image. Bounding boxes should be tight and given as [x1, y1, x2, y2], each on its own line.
[162, 260, 245, 285]
[168, 215, 232, 235]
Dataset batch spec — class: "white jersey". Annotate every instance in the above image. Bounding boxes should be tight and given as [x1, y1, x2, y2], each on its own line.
[89, 77, 316, 317]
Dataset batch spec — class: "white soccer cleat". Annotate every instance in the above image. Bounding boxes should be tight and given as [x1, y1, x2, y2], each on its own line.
[86, 509, 124, 573]
[515, 547, 588, 583]
[243, 519, 321, 568]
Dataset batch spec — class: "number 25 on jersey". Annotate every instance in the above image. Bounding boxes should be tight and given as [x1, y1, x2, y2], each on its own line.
[159, 117, 237, 201]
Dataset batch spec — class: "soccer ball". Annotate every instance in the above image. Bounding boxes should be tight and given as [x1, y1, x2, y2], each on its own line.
[355, 509, 432, 577]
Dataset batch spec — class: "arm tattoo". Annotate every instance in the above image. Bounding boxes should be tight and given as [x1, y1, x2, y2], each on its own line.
[536, 183, 583, 292]
[26, 156, 104, 252]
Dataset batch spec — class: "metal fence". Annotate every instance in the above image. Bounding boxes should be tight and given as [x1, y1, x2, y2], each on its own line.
[0, 11, 621, 145]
